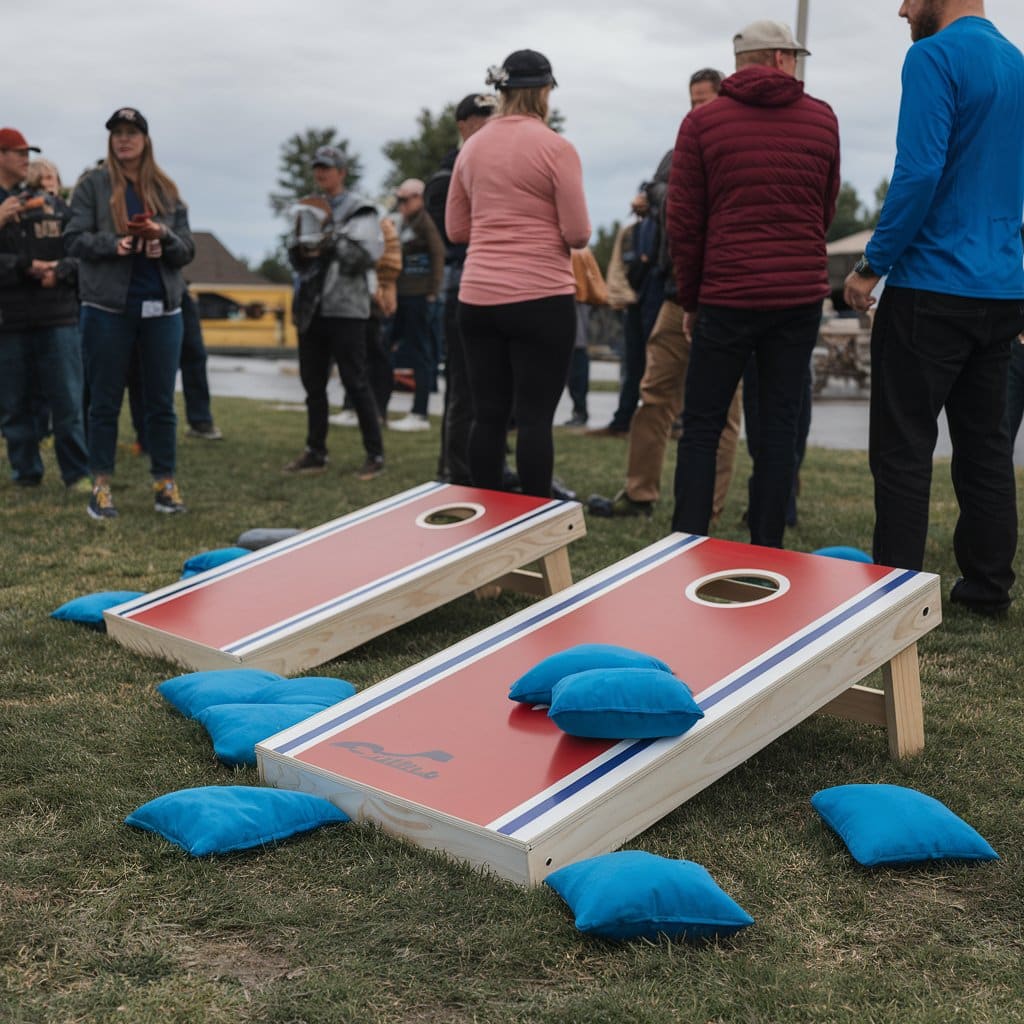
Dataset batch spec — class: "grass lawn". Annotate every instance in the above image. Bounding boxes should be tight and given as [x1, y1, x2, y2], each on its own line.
[2, 394, 1022, 1024]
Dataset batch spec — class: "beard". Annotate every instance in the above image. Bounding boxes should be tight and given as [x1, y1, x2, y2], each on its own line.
[910, 0, 944, 41]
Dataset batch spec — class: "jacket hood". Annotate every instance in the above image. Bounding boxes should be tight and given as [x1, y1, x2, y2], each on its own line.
[721, 65, 805, 107]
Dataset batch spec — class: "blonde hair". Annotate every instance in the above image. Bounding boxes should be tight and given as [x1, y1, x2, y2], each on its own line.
[497, 86, 550, 122]
[104, 133, 182, 233]
[26, 158, 61, 192]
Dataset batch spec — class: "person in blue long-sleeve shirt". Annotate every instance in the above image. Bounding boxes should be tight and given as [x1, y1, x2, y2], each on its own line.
[844, 1, 1024, 618]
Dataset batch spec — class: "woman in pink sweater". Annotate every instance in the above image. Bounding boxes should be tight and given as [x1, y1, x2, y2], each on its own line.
[446, 49, 591, 498]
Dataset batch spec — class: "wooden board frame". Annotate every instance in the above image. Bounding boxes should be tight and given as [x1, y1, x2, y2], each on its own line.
[257, 535, 940, 886]
[104, 483, 585, 675]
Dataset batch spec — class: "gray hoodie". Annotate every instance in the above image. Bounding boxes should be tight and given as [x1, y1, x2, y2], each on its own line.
[64, 166, 194, 311]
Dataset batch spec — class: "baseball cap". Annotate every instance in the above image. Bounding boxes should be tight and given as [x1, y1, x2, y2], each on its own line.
[395, 178, 425, 200]
[733, 20, 810, 56]
[487, 49, 558, 90]
[311, 145, 347, 170]
[105, 107, 149, 134]
[455, 93, 497, 122]
[0, 127, 40, 152]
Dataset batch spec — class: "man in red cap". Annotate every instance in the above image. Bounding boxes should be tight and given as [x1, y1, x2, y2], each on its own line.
[0, 128, 89, 490]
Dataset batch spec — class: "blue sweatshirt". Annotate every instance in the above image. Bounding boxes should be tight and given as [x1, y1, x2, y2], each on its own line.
[866, 17, 1024, 299]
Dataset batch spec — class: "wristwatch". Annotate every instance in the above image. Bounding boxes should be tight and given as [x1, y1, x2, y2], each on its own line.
[852, 254, 876, 278]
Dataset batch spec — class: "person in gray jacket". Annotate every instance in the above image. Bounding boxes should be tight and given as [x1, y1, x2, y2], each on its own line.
[64, 107, 194, 519]
[284, 145, 385, 479]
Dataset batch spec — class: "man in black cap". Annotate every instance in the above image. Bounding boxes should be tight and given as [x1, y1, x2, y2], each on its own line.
[285, 144, 386, 480]
[423, 93, 496, 483]
[0, 127, 89, 491]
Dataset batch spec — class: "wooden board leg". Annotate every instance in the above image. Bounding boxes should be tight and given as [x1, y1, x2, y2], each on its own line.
[537, 546, 573, 595]
[881, 642, 925, 760]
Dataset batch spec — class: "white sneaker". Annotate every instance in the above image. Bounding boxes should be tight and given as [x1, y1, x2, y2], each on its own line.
[389, 413, 431, 432]
[329, 410, 360, 427]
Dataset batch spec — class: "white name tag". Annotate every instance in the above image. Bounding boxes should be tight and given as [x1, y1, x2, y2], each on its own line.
[141, 300, 165, 319]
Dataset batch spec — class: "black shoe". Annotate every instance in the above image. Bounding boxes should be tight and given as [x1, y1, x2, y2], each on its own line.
[587, 490, 653, 519]
[551, 476, 577, 502]
[949, 578, 1010, 619]
[355, 455, 385, 481]
[562, 412, 588, 428]
[283, 448, 327, 474]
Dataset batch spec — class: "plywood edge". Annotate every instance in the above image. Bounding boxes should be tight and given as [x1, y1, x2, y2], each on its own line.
[103, 612, 245, 672]
[258, 750, 532, 885]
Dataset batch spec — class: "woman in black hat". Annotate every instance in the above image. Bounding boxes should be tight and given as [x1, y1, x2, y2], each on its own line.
[445, 50, 591, 499]
[65, 108, 195, 519]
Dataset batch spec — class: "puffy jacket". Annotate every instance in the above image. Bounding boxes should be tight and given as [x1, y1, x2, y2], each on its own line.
[667, 65, 840, 311]
[288, 190, 383, 330]
[64, 166, 194, 311]
[0, 189, 78, 331]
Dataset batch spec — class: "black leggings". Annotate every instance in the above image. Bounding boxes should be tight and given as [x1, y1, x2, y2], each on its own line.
[459, 294, 575, 498]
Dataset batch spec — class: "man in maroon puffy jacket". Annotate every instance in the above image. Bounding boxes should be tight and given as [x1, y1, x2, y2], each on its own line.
[667, 20, 839, 548]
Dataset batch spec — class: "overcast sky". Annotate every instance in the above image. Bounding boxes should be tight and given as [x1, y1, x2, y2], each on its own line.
[10, 0, 1023, 265]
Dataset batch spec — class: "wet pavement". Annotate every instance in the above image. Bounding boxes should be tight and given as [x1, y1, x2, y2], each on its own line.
[199, 354, 1024, 466]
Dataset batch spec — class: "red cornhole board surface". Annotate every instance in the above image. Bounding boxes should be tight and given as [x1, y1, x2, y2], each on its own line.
[258, 534, 940, 885]
[104, 483, 584, 674]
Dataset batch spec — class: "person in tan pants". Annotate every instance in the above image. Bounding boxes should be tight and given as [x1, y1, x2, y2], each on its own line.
[588, 297, 741, 523]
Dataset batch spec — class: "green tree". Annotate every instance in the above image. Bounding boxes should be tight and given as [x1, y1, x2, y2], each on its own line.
[382, 106, 460, 190]
[591, 221, 620, 276]
[865, 178, 890, 229]
[257, 254, 292, 284]
[268, 128, 364, 217]
[827, 181, 867, 242]
[382, 105, 567, 189]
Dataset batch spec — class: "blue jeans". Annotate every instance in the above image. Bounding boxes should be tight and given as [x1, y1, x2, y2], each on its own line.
[672, 302, 822, 547]
[81, 304, 183, 478]
[0, 325, 89, 484]
[393, 294, 434, 416]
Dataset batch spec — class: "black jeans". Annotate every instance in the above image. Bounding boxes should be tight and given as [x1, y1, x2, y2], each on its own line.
[392, 294, 433, 416]
[672, 301, 822, 546]
[609, 303, 647, 432]
[298, 315, 382, 459]
[870, 286, 1024, 604]
[438, 276, 473, 484]
[459, 294, 576, 498]
[743, 353, 813, 527]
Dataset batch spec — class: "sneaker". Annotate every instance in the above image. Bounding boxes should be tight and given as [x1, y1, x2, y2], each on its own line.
[87, 482, 118, 520]
[356, 455, 385, 481]
[329, 410, 360, 427]
[283, 449, 328, 473]
[587, 490, 653, 519]
[186, 423, 223, 440]
[154, 477, 187, 514]
[562, 412, 588, 428]
[949, 578, 1010, 619]
[389, 413, 430, 433]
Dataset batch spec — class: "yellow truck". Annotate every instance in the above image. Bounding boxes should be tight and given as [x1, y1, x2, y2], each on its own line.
[191, 283, 297, 353]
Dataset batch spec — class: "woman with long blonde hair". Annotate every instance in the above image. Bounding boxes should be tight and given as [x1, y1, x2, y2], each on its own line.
[65, 107, 194, 519]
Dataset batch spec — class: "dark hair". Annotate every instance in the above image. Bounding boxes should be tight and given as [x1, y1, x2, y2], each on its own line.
[690, 68, 724, 90]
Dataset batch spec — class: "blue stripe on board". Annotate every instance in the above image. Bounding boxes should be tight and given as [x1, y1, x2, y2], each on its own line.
[273, 535, 703, 755]
[120, 482, 448, 615]
[493, 568, 919, 837]
[226, 500, 567, 653]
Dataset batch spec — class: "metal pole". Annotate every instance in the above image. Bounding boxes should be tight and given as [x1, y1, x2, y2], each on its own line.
[796, 0, 809, 81]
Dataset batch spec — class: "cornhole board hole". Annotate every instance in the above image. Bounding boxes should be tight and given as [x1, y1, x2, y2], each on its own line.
[104, 483, 585, 675]
[257, 534, 940, 886]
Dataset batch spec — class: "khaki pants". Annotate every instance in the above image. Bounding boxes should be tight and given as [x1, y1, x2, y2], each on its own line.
[624, 300, 742, 522]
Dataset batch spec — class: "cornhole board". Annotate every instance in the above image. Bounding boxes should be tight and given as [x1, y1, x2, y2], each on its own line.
[257, 534, 940, 886]
[104, 483, 585, 675]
